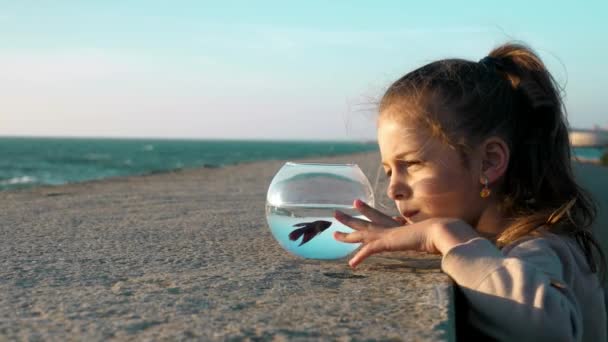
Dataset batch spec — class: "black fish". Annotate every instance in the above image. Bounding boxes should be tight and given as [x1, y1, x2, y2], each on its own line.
[288, 220, 333, 246]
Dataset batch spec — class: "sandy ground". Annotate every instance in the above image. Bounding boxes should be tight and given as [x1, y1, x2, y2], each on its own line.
[0, 152, 453, 341]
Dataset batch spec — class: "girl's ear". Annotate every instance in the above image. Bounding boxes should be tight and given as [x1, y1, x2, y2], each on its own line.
[479, 137, 510, 184]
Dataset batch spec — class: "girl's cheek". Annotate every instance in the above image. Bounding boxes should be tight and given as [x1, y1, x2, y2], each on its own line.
[411, 177, 468, 215]
[410, 177, 452, 196]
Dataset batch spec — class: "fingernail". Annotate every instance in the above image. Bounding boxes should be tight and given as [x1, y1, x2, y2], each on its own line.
[354, 199, 365, 207]
[334, 211, 344, 218]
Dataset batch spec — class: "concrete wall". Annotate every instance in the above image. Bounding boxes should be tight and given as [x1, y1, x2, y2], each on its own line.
[573, 163, 608, 259]
[572, 162, 608, 321]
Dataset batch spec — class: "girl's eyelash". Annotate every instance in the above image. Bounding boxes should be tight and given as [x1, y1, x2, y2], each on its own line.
[384, 160, 420, 178]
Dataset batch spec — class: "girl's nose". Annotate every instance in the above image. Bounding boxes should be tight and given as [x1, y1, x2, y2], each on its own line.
[387, 179, 412, 200]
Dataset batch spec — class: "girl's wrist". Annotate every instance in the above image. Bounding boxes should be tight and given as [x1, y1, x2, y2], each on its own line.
[432, 219, 480, 255]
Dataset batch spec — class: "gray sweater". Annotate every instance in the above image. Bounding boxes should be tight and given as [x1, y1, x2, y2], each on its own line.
[442, 231, 606, 341]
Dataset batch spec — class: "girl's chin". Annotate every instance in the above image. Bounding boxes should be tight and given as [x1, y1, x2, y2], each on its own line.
[404, 211, 421, 224]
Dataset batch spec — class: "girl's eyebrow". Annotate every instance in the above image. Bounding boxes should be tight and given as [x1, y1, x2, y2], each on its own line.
[381, 150, 416, 166]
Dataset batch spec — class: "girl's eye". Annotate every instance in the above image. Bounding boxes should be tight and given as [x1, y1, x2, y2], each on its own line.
[405, 160, 421, 168]
[383, 161, 421, 178]
[397, 160, 421, 173]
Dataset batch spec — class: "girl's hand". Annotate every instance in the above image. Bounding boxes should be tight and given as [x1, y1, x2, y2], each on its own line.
[333, 201, 479, 268]
[347, 199, 406, 228]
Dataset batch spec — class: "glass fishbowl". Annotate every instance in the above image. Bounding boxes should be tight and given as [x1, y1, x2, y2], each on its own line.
[266, 162, 375, 259]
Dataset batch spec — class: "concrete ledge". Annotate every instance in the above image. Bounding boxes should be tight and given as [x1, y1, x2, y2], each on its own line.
[0, 152, 455, 341]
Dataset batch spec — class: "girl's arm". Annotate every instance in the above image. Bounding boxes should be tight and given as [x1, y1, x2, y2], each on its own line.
[441, 236, 582, 341]
[334, 204, 583, 341]
[333, 200, 479, 267]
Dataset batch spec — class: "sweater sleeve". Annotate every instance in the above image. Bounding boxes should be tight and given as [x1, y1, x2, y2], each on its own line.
[441, 237, 583, 342]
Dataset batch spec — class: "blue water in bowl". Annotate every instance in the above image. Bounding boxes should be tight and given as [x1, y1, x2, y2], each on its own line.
[266, 204, 363, 260]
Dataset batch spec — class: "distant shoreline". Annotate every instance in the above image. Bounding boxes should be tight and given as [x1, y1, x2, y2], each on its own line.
[573, 156, 606, 167]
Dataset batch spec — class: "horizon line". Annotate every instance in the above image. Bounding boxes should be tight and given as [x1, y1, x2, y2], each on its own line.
[0, 134, 378, 144]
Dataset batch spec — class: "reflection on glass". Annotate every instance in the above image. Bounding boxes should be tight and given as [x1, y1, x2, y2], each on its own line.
[266, 162, 374, 260]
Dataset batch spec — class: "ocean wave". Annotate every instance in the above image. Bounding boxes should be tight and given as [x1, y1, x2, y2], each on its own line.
[0, 176, 38, 186]
[0, 138, 380, 191]
[84, 153, 112, 161]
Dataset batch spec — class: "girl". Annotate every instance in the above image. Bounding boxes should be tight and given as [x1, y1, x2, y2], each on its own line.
[333, 42, 607, 341]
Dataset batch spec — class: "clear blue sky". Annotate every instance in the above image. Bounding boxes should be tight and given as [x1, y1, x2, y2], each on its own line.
[1, 0, 607, 140]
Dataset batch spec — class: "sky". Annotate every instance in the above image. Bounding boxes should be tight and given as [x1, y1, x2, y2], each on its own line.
[1, 0, 607, 141]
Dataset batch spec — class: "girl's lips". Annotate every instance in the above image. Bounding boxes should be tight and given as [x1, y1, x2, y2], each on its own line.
[401, 210, 419, 224]
[402, 210, 419, 218]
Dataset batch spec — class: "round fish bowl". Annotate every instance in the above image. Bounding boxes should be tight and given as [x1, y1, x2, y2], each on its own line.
[266, 162, 374, 259]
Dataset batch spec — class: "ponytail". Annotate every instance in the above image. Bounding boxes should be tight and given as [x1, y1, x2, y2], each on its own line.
[482, 43, 605, 279]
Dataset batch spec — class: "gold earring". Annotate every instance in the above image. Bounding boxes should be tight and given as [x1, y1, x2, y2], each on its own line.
[480, 175, 491, 198]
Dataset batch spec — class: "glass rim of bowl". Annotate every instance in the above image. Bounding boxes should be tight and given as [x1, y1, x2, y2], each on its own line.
[285, 161, 358, 167]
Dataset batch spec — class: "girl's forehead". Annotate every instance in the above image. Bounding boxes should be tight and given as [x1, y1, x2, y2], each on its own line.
[377, 117, 428, 144]
[377, 116, 455, 161]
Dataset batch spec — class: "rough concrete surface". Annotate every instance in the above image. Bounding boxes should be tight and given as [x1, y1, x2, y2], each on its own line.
[0, 152, 454, 341]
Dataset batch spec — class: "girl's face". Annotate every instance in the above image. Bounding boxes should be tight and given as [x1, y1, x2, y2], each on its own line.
[377, 116, 485, 226]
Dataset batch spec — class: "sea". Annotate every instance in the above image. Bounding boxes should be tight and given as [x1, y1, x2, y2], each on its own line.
[0, 137, 603, 191]
[0, 137, 378, 191]
[572, 146, 605, 163]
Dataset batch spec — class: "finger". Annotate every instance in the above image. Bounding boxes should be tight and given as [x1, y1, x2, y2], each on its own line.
[349, 241, 385, 268]
[392, 216, 408, 225]
[333, 231, 364, 243]
[334, 210, 372, 231]
[354, 199, 401, 228]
